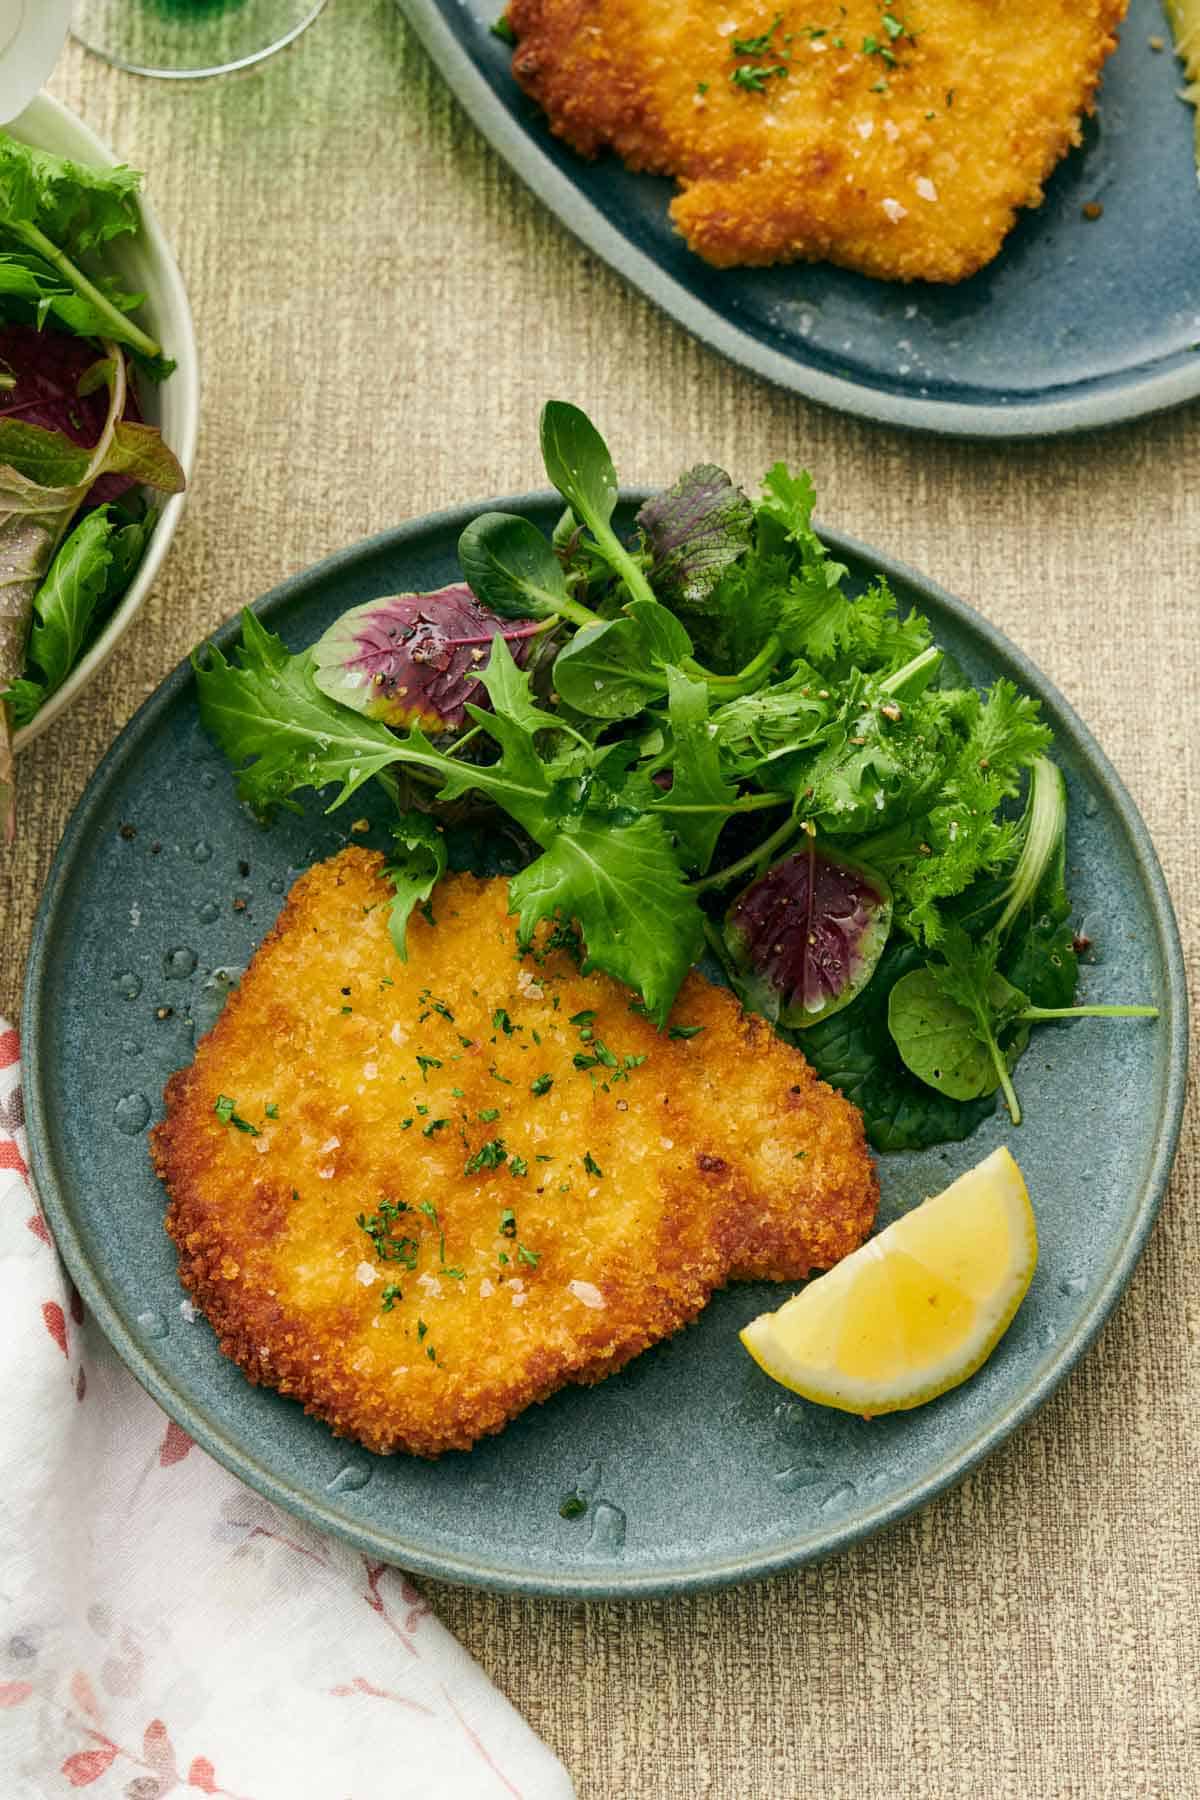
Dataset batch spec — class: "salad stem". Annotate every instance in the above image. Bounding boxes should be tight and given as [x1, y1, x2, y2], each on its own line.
[7, 219, 162, 361]
[689, 811, 804, 893]
[1019, 1004, 1160, 1021]
[651, 792, 787, 817]
[879, 645, 942, 698]
[689, 634, 782, 696]
[989, 1040, 1023, 1127]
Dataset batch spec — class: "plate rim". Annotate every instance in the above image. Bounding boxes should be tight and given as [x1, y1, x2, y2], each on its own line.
[23, 493, 1190, 1597]
[394, 0, 1200, 441]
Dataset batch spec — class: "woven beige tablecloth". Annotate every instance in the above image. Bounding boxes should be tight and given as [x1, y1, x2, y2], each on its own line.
[4, 4, 1197, 1794]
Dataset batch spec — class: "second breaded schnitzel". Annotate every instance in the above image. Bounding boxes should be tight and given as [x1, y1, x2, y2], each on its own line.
[152, 849, 877, 1456]
[507, 1, 1127, 281]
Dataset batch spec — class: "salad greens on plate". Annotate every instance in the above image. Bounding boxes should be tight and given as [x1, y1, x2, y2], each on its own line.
[196, 403, 1157, 1151]
[0, 132, 186, 830]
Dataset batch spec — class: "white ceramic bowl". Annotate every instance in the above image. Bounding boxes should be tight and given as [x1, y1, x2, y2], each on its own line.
[6, 91, 199, 754]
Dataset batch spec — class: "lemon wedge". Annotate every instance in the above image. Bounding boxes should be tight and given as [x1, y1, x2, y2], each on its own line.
[740, 1147, 1037, 1414]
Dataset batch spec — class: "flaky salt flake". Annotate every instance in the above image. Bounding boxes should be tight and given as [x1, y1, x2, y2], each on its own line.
[479, 1279, 495, 1298]
[855, 117, 874, 140]
[179, 1300, 197, 1323]
[319, 1135, 340, 1154]
[915, 176, 939, 202]
[881, 197, 908, 223]
[568, 1280, 605, 1310]
[417, 1272, 442, 1297]
[511, 1292, 528, 1308]
[363, 1061, 378, 1080]
[317, 1166, 335, 1181]
[355, 1261, 378, 1286]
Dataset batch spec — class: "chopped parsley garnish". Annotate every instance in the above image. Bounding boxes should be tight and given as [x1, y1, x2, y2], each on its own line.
[488, 1065, 513, 1084]
[415, 1054, 442, 1081]
[213, 1095, 260, 1136]
[509, 1154, 529, 1178]
[794, 1149, 808, 1160]
[422, 1117, 448, 1138]
[530, 1073, 554, 1096]
[499, 1208, 517, 1237]
[417, 1318, 428, 1340]
[490, 13, 516, 44]
[731, 14, 782, 55]
[569, 1009, 596, 1027]
[419, 1200, 438, 1224]
[517, 1243, 540, 1268]
[264, 1102, 279, 1119]
[465, 1137, 508, 1175]
[478, 1107, 502, 1123]
[730, 62, 787, 91]
[669, 1024, 705, 1039]
[582, 1151, 603, 1178]
[559, 1491, 587, 1520]
[443, 1267, 466, 1280]
[380, 1282, 403, 1312]
[400, 1118, 413, 1131]
[492, 1007, 517, 1034]
[357, 1199, 418, 1267]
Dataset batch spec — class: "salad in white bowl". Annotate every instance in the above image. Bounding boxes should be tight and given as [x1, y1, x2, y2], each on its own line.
[0, 92, 198, 833]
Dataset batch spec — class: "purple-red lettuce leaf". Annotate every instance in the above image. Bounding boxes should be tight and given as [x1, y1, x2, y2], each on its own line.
[636, 464, 754, 614]
[310, 584, 550, 735]
[724, 838, 893, 1028]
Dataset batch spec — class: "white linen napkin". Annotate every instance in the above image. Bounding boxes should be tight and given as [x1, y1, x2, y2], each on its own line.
[0, 1023, 574, 1799]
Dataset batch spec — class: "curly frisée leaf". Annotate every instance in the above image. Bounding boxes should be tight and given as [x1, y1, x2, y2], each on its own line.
[724, 837, 892, 1027]
[509, 812, 705, 1025]
[384, 812, 447, 958]
[309, 583, 546, 734]
[194, 610, 407, 813]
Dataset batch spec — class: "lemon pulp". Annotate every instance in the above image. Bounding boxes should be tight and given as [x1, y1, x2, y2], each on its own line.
[740, 1146, 1037, 1414]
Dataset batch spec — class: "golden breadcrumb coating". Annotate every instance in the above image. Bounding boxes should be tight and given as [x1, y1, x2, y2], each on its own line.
[507, 0, 1127, 281]
[152, 850, 877, 1456]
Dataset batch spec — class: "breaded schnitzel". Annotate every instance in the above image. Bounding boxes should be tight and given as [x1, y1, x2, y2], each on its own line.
[506, 1, 1127, 281]
[153, 849, 877, 1456]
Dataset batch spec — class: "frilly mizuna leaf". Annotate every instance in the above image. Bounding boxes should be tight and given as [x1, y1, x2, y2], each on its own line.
[310, 583, 546, 734]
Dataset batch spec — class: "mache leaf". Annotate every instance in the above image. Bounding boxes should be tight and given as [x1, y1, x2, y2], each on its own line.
[458, 511, 582, 623]
[800, 939, 996, 1151]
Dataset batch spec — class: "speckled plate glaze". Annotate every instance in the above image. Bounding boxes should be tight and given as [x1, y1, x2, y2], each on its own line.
[396, 0, 1200, 437]
[23, 498, 1187, 1597]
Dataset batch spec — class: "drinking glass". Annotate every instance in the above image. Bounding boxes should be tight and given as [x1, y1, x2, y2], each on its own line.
[71, 0, 328, 79]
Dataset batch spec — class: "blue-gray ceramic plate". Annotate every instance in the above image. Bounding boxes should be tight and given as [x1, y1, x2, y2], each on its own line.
[23, 498, 1187, 1597]
[396, 0, 1200, 437]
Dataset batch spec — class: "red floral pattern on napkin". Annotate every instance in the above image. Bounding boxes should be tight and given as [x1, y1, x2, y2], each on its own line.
[0, 1027, 573, 1800]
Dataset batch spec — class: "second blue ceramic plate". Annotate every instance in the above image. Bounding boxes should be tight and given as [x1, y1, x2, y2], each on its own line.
[23, 499, 1187, 1595]
[396, 0, 1200, 436]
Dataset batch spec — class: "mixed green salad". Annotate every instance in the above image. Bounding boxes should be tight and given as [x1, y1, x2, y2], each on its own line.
[0, 132, 186, 829]
[197, 404, 1157, 1152]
